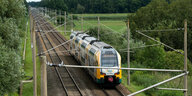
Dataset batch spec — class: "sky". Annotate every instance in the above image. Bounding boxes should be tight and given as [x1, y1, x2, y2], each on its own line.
[26, 0, 41, 2]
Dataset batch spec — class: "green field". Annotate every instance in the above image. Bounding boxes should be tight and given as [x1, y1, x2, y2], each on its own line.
[73, 13, 131, 20]
[73, 20, 127, 33]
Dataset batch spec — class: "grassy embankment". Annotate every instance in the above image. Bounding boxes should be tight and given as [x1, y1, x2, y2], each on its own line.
[22, 18, 41, 96]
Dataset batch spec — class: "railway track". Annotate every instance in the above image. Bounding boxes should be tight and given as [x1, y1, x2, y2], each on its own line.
[31, 8, 130, 96]
[32, 12, 83, 96]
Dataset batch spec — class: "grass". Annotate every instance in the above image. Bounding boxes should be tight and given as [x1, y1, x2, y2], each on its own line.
[74, 13, 130, 17]
[73, 13, 132, 20]
[73, 20, 127, 33]
[22, 18, 41, 96]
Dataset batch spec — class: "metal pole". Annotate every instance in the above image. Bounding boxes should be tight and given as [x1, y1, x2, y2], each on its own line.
[45, 7, 47, 16]
[98, 16, 100, 40]
[41, 56, 47, 96]
[43, 7, 45, 16]
[81, 16, 83, 32]
[32, 19, 37, 96]
[127, 19, 130, 85]
[184, 19, 188, 96]
[55, 9, 57, 25]
[47, 8, 48, 16]
[71, 14, 73, 30]
[64, 11, 66, 35]
[128, 72, 187, 96]
[60, 10, 61, 25]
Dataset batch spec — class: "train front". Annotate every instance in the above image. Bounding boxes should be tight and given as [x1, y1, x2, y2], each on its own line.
[97, 47, 122, 84]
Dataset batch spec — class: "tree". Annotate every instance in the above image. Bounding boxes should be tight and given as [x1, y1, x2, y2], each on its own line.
[130, 0, 192, 61]
[0, 0, 25, 95]
[77, 4, 85, 13]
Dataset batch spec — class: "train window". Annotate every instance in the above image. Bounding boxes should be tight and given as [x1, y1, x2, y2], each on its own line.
[70, 35, 74, 39]
[101, 50, 118, 67]
[75, 38, 80, 43]
[89, 48, 96, 56]
[81, 42, 87, 49]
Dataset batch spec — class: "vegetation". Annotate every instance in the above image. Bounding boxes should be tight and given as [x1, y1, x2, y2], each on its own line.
[24, 0, 192, 95]
[0, 0, 26, 95]
[73, 13, 131, 20]
[29, 0, 152, 13]
[130, 0, 192, 61]
[22, 18, 41, 96]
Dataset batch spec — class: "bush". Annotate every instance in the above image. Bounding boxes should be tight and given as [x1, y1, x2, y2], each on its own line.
[134, 39, 166, 69]
[0, 45, 22, 95]
[0, 18, 21, 50]
[165, 50, 192, 75]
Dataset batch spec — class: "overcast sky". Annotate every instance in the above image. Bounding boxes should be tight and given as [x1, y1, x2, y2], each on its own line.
[26, 0, 41, 2]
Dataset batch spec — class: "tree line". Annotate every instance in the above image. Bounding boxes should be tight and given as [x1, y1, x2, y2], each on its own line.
[29, 0, 152, 13]
[0, 0, 26, 95]
[129, 0, 192, 61]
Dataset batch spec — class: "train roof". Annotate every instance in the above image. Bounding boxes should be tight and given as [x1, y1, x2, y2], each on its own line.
[92, 42, 112, 49]
[84, 37, 97, 42]
[79, 34, 89, 38]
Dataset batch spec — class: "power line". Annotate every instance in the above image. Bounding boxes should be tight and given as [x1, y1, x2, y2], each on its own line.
[136, 28, 184, 32]
[136, 30, 183, 55]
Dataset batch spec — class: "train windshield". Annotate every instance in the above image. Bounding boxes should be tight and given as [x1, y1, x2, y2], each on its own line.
[101, 50, 118, 67]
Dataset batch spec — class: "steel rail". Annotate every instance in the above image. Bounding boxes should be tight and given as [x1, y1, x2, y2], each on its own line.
[39, 16, 83, 96]
[35, 19, 69, 95]
[43, 19, 83, 96]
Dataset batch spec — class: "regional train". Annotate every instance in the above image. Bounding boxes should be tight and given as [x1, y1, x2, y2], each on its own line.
[70, 31, 122, 84]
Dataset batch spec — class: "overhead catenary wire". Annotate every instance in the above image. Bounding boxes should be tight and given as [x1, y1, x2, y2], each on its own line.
[46, 63, 184, 72]
[136, 28, 184, 32]
[136, 30, 183, 55]
[37, 21, 70, 37]
[37, 39, 72, 56]
[45, 49, 77, 55]
[119, 44, 161, 51]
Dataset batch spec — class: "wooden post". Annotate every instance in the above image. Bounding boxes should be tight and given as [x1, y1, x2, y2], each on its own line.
[41, 56, 47, 96]
[184, 19, 188, 96]
[32, 19, 37, 96]
[64, 11, 67, 35]
[127, 19, 130, 85]
[98, 16, 100, 40]
[71, 14, 73, 30]
[81, 16, 83, 32]
[19, 82, 23, 96]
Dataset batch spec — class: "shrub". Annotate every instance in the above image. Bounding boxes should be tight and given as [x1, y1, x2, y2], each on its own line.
[0, 45, 22, 95]
[134, 39, 166, 69]
[0, 18, 21, 50]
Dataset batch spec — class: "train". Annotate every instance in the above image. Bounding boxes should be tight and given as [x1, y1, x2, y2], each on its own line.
[70, 31, 122, 84]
